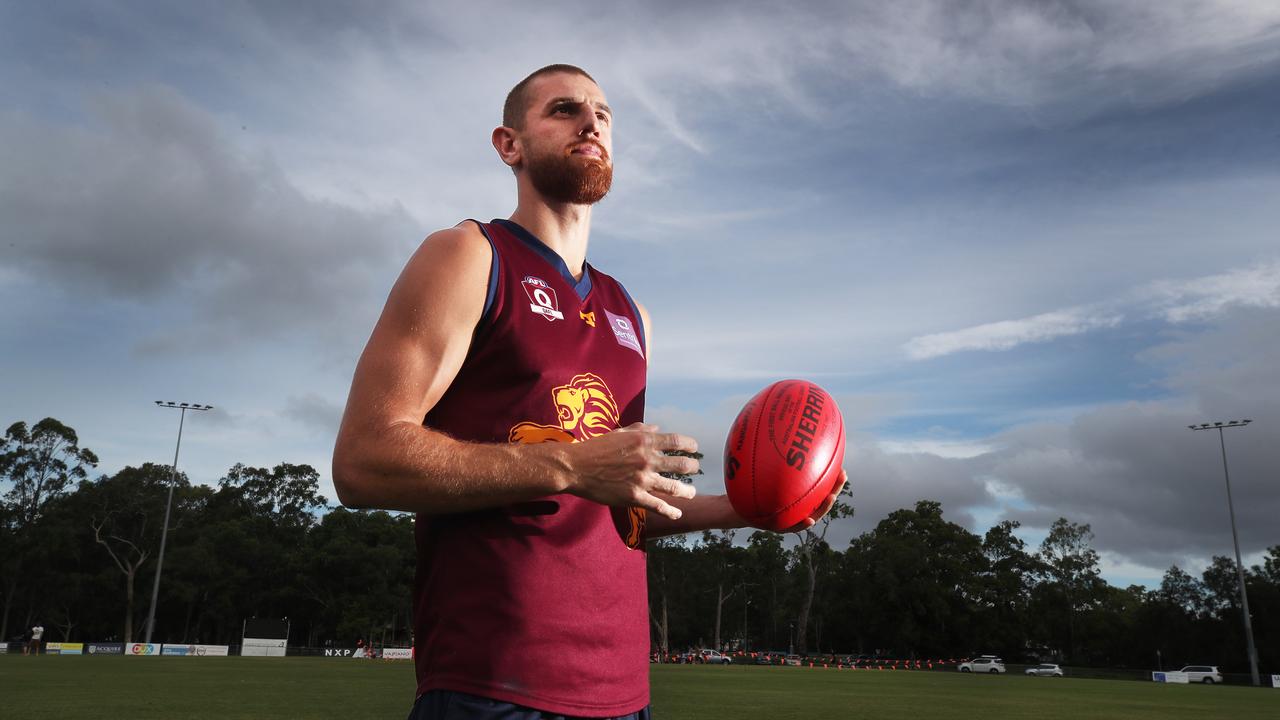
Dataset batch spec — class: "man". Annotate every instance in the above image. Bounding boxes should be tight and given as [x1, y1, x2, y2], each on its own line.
[28, 622, 43, 656]
[333, 65, 843, 718]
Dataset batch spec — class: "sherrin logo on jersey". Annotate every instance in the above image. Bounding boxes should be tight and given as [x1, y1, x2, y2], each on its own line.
[522, 276, 563, 321]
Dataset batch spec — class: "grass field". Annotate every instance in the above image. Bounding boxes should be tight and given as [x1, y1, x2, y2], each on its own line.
[2, 656, 1275, 719]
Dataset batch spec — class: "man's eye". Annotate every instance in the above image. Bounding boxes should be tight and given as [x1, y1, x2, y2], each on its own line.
[596, 112, 609, 124]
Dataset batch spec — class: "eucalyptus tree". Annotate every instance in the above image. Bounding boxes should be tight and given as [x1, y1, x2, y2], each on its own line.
[1035, 518, 1105, 662]
[0, 418, 98, 642]
[978, 520, 1041, 657]
[791, 483, 853, 654]
[85, 463, 184, 642]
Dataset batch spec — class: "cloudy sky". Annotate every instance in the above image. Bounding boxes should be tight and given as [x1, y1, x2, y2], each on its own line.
[4, 1, 1279, 587]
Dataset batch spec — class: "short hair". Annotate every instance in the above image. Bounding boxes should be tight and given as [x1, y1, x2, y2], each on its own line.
[503, 64, 597, 130]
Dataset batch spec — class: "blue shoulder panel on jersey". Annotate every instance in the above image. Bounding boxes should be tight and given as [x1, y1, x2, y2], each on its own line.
[468, 220, 501, 328]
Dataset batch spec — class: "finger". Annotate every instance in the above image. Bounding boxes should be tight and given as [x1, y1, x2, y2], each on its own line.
[655, 453, 700, 477]
[650, 474, 697, 500]
[830, 471, 847, 498]
[636, 491, 682, 520]
[809, 493, 836, 521]
[652, 432, 698, 454]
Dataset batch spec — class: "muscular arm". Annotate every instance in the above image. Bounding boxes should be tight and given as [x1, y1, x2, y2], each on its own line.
[332, 225, 697, 518]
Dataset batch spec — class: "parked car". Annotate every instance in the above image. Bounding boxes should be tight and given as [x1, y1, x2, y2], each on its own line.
[784, 654, 802, 666]
[1178, 665, 1222, 684]
[698, 649, 732, 665]
[958, 656, 1006, 674]
[1025, 663, 1064, 677]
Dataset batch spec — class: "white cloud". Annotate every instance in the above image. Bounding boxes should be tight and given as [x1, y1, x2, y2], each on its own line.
[904, 308, 1123, 360]
[903, 260, 1280, 361]
[1151, 261, 1280, 323]
[878, 439, 994, 459]
[1098, 552, 1164, 587]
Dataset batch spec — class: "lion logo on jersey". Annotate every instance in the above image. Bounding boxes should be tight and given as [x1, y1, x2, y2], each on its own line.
[509, 372, 645, 548]
[510, 372, 620, 444]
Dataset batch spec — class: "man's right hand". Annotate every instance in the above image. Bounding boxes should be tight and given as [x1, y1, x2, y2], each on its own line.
[557, 423, 698, 520]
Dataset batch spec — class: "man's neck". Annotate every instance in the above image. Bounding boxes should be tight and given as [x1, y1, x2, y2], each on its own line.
[508, 198, 593, 281]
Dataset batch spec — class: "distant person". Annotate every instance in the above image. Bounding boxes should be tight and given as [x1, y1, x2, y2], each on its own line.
[28, 623, 43, 656]
[333, 64, 845, 718]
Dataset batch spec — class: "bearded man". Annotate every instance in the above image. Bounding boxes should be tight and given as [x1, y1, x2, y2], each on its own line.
[333, 65, 842, 719]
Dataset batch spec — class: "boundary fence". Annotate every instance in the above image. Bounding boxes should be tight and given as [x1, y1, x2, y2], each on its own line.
[651, 649, 1277, 687]
[5, 642, 1275, 687]
[1, 641, 414, 659]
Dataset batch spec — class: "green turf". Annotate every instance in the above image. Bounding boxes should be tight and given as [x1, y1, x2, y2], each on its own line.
[650, 665, 1276, 719]
[1, 656, 1274, 719]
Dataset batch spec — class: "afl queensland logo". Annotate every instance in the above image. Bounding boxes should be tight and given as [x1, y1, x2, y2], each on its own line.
[522, 276, 563, 321]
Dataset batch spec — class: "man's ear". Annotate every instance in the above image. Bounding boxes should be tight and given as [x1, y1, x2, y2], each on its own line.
[492, 126, 522, 168]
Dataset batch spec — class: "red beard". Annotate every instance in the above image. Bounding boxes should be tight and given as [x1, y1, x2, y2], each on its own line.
[524, 142, 613, 205]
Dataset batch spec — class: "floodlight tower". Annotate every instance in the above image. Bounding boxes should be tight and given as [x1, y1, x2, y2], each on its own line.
[1187, 419, 1259, 687]
[143, 401, 213, 645]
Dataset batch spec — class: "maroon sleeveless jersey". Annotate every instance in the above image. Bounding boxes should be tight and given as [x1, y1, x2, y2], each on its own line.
[413, 219, 650, 715]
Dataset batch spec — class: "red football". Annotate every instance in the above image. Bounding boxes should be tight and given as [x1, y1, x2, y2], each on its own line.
[723, 380, 846, 532]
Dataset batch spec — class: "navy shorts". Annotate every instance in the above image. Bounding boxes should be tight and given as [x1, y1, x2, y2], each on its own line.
[407, 689, 652, 720]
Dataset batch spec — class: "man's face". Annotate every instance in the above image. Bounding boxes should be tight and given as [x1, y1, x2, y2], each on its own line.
[518, 73, 613, 205]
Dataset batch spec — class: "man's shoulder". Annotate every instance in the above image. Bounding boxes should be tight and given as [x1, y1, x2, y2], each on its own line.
[403, 222, 493, 275]
[421, 221, 491, 254]
[383, 222, 495, 317]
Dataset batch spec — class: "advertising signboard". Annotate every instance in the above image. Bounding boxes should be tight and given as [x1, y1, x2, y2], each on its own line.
[87, 643, 125, 655]
[160, 644, 230, 657]
[1151, 671, 1189, 684]
[127, 643, 159, 656]
[43, 642, 84, 655]
[382, 648, 413, 660]
[1272, 674, 1279, 689]
[241, 617, 289, 657]
[241, 638, 287, 657]
[323, 648, 379, 658]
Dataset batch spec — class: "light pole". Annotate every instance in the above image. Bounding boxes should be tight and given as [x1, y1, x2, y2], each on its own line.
[143, 401, 213, 645]
[1188, 419, 1260, 687]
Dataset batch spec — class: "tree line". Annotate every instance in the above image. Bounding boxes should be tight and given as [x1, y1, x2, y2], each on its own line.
[1, 418, 412, 649]
[651, 501, 1279, 673]
[2, 417, 1277, 673]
